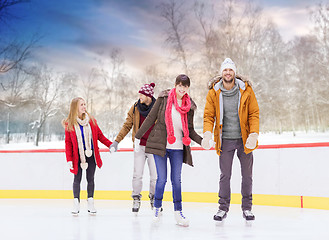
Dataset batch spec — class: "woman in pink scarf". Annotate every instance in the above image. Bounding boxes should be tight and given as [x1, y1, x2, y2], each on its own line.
[134, 74, 202, 227]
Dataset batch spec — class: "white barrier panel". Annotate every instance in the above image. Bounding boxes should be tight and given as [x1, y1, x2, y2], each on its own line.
[1, 146, 329, 198]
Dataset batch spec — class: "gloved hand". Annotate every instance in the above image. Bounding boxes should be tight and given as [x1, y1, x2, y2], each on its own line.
[134, 138, 141, 152]
[201, 131, 215, 150]
[110, 141, 119, 153]
[245, 133, 258, 149]
[67, 161, 73, 170]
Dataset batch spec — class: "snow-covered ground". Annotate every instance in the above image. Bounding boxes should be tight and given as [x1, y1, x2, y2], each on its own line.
[0, 131, 328, 150]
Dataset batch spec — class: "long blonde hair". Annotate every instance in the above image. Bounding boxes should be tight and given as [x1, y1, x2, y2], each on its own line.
[62, 97, 94, 131]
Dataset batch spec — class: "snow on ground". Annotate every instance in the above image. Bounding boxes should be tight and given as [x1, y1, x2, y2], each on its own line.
[0, 131, 328, 150]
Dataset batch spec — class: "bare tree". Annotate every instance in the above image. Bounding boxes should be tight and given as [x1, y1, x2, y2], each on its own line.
[0, 36, 38, 73]
[310, 2, 329, 63]
[159, 0, 190, 74]
[290, 36, 328, 132]
[0, 0, 37, 74]
[28, 65, 63, 146]
[193, 1, 217, 75]
[143, 64, 172, 92]
[92, 48, 136, 135]
[0, 0, 29, 24]
[0, 67, 31, 143]
[80, 68, 102, 114]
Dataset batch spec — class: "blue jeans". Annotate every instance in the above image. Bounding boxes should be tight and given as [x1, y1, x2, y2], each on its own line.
[153, 149, 184, 211]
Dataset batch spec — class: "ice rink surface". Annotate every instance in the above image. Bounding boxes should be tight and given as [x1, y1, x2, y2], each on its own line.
[0, 199, 328, 240]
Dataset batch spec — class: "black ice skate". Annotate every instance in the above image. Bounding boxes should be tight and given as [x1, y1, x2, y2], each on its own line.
[132, 195, 141, 213]
[149, 194, 154, 210]
[243, 210, 255, 221]
[213, 209, 227, 221]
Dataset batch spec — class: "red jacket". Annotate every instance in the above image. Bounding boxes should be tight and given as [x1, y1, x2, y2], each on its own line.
[65, 119, 112, 175]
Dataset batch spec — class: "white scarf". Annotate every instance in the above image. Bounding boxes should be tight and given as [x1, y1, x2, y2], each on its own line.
[74, 114, 93, 170]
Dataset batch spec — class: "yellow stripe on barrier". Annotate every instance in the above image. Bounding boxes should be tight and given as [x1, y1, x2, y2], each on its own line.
[303, 196, 329, 210]
[0, 190, 328, 210]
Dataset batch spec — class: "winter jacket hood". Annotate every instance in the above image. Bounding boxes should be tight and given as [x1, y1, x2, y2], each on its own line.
[207, 74, 252, 90]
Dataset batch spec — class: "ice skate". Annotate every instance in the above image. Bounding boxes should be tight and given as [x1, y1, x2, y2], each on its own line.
[87, 197, 97, 215]
[149, 194, 154, 210]
[213, 209, 227, 221]
[132, 195, 141, 214]
[243, 210, 255, 221]
[152, 207, 162, 223]
[174, 210, 189, 227]
[71, 198, 80, 216]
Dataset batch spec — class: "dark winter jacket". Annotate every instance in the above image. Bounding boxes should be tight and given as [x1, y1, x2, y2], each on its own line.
[135, 89, 202, 166]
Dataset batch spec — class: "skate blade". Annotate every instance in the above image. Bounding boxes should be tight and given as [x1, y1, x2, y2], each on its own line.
[71, 212, 79, 217]
[88, 211, 97, 216]
[176, 222, 189, 227]
[152, 218, 161, 225]
[245, 220, 253, 227]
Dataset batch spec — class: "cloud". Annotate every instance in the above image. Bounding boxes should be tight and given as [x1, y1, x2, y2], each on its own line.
[262, 6, 313, 41]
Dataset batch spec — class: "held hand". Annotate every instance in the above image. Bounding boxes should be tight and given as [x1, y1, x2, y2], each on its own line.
[110, 141, 119, 153]
[134, 138, 141, 152]
[245, 133, 259, 149]
[67, 161, 73, 170]
[201, 131, 215, 150]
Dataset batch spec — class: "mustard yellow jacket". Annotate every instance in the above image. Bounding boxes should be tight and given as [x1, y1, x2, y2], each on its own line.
[203, 75, 259, 156]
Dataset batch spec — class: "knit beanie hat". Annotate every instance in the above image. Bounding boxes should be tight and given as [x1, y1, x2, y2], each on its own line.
[220, 58, 236, 75]
[139, 83, 155, 98]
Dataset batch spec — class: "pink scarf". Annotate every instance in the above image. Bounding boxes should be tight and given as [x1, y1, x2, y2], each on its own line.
[165, 88, 191, 146]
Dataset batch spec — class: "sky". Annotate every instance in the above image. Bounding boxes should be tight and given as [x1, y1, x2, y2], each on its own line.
[3, 0, 319, 77]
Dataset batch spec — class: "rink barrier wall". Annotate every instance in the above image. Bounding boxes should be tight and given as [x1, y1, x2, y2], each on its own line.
[1, 142, 329, 210]
[1, 190, 329, 210]
[1, 142, 329, 153]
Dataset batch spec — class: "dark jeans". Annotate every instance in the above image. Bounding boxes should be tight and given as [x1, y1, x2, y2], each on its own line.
[73, 153, 96, 200]
[218, 138, 253, 211]
[153, 149, 184, 211]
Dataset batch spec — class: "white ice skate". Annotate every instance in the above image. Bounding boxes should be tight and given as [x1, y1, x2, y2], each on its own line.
[87, 197, 97, 215]
[174, 210, 189, 227]
[152, 207, 162, 223]
[71, 198, 80, 216]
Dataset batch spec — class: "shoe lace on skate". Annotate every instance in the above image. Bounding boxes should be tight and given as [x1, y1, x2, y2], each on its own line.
[155, 208, 160, 217]
[244, 210, 253, 216]
[216, 210, 226, 217]
[133, 199, 140, 207]
[179, 211, 186, 219]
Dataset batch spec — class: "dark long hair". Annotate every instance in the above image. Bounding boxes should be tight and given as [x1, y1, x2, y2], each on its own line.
[175, 74, 190, 87]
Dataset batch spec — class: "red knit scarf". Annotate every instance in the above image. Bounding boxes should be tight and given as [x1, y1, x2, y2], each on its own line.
[165, 88, 191, 146]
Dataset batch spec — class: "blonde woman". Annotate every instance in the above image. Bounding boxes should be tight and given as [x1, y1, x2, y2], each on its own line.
[63, 97, 112, 215]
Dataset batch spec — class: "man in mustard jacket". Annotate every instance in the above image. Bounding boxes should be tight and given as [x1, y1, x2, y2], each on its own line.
[110, 83, 157, 214]
[202, 58, 259, 221]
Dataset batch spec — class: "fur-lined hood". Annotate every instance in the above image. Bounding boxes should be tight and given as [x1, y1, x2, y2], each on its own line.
[207, 74, 252, 90]
[158, 89, 197, 111]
